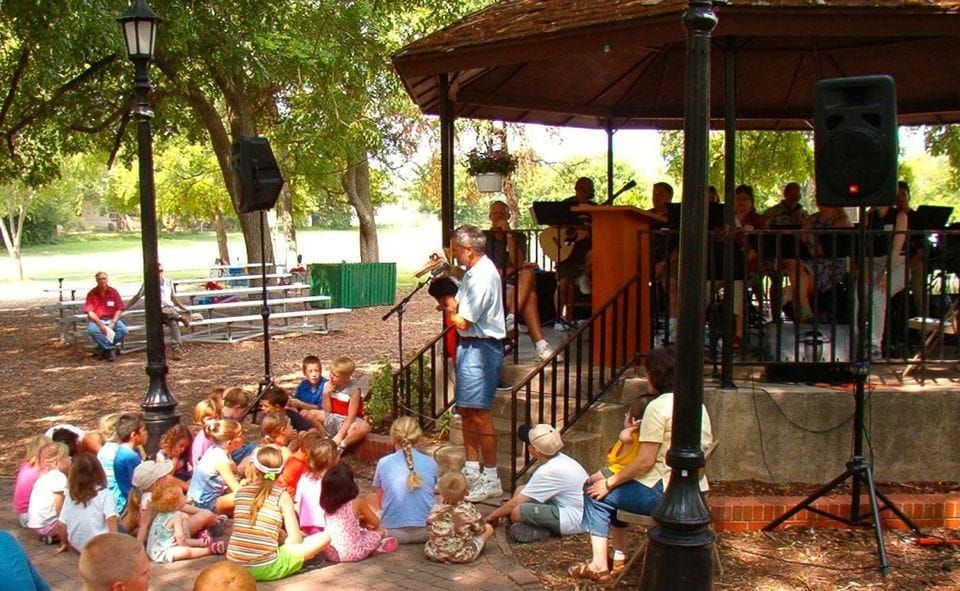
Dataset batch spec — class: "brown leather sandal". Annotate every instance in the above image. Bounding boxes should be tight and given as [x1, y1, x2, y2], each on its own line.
[569, 562, 611, 583]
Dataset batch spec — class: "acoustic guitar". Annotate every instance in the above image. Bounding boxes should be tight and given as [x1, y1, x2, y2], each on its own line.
[539, 226, 589, 263]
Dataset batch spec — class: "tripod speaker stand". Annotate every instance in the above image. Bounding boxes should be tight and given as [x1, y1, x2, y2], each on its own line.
[242, 210, 276, 422]
[763, 206, 921, 575]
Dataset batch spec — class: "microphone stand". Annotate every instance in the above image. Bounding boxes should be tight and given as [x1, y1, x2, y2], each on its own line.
[383, 277, 431, 362]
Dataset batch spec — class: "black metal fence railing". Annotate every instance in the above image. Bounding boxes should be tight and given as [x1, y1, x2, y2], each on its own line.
[649, 226, 960, 368]
[508, 272, 644, 490]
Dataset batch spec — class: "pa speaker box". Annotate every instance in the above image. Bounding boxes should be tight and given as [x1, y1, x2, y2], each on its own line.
[534, 270, 557, 325]
[232, 136, 284, 213]
[814, 75, 897, 207]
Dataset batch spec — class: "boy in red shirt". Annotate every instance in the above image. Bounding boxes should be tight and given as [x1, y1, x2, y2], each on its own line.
[322, 356, 371, 456]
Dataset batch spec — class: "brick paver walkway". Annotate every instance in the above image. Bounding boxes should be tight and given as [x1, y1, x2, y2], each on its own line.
[1, 477, 542, 590]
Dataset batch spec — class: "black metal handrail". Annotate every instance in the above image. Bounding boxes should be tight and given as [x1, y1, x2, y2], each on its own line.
[509, 272, 644, 490]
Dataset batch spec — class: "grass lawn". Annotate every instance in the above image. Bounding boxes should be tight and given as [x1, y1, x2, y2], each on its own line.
[0, 225, 440, 295]
[0, 220, 440, 299]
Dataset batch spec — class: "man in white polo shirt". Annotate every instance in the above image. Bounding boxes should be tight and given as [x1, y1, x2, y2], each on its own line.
[443, 225, 506, 502]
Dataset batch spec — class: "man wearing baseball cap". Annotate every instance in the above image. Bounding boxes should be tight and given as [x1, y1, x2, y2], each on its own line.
[484, 423, 588, 543]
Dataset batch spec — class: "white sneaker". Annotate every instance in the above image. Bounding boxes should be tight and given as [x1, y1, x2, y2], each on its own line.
[518, 323, 529, 334]
[466, 474, 504, 503]
[576, 274, 592, 295]
[536, 341, 554, 361]
[462, 467, 480, 487]
[504, 313, 515, 328]
[554, 320, 570, 333]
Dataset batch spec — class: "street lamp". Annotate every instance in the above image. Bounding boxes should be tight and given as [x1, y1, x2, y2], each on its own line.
[639, 1, 717, 589]
[118, 0, 178, 456]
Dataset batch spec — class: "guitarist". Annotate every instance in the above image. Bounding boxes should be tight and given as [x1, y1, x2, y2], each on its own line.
[554, 177, 598, 331]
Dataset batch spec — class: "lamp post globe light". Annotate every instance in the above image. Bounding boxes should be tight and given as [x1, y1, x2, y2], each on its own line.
[118, 0, 178, 456]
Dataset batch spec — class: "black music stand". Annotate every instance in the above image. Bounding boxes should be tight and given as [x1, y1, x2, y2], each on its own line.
[531, 201, 589, 227]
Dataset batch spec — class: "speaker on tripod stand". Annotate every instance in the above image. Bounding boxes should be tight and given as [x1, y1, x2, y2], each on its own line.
[231, 136, 284, 421]
[764, 75, 922, 576]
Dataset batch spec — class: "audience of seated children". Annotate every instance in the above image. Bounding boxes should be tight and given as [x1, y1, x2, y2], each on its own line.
[261, 385, 313, 432]
[57, 453, 118, 553]
[424, 471, 494, 564]
[187, 419, 244, 515]
[27, 442, 70, 544]
[321, 462, 397, 562]
[295, 435, 338, 535]
[587, 395, 655, 487]
[97, 412, 145, 515]
[191, 397, 221, 468]
[322, 356, 371, 455]
[372, 416, 438, 544]
[290, 355, 327, 430]
[192, 560, 257, 591]
[13, 434, 52, 527]
[146, 480, 226, 562]
[79, 532, 150, 591]
[227, 445, 331, 581]
[156, 423, 194, 487]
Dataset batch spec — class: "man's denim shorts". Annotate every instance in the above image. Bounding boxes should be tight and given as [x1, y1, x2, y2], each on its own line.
[455, 338, 503, 410]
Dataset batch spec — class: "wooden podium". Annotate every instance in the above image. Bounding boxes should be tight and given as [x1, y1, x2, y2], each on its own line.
[572, 205, 665, 364]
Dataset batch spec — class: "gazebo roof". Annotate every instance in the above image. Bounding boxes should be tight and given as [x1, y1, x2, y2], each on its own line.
[392, 0, 960, 130]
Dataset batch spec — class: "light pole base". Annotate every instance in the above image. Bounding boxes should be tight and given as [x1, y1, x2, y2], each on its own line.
[639, 532, 715, 590]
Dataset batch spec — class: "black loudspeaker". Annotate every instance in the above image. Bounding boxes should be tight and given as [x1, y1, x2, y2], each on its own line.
[814, 76, 897, 207]
[232, 136, 284, 213]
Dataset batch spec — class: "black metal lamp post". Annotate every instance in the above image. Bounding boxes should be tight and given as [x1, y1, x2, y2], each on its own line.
[639, 1, 717, 589]
[119, 0, 178, 456]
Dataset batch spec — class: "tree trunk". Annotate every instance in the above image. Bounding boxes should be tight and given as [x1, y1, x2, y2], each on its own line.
[212, 206, 230, 263]
[276, 182, 298, 268]
[0, 208, 25, 280]
[341, 157, 379, 262]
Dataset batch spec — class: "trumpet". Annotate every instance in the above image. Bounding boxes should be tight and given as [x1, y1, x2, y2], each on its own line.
[413, 250, 452, 278]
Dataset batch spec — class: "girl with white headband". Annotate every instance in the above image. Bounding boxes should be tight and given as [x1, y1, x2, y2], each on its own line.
[226, 445, 330, 582]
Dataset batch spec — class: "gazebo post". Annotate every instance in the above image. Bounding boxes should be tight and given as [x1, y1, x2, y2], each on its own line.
[639, 1, 717, 589]
[605, 119, 614, 202]
[721, 37, 737, 388]
[439, 73, 455, 248]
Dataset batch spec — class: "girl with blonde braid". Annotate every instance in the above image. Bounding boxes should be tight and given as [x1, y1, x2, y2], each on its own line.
[371, 416, 438, 544]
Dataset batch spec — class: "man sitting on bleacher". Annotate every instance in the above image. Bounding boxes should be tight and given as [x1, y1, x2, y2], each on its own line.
[126, 263, 191, 360]
[84, 271, 128, 361]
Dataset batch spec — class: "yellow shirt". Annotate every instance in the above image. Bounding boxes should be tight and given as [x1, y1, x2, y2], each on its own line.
[605, 431, 640, 474]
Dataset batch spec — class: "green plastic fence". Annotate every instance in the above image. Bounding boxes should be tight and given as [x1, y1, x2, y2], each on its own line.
[309, 262, 397, 308]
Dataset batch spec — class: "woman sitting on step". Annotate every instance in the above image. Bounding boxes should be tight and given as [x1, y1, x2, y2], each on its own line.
[568, 348, 714, 583]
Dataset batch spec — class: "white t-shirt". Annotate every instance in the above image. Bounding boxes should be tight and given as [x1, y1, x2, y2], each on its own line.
[58, 487, 118, 551]
[522, 452, 588, 535]
[27, 470, 68, 529]
[456, 255, 506, 339]
[636, 392, 713, 491]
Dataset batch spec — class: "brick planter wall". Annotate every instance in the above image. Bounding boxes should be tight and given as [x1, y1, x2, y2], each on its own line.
[711, 493, 960, 532]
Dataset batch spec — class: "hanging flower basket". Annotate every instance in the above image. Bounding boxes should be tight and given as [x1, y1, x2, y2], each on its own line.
[475, 172, 504, 193]
[466, 146, 517, 180]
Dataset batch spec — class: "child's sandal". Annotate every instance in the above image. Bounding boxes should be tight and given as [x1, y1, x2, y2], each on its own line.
[209, 540, 226, 555]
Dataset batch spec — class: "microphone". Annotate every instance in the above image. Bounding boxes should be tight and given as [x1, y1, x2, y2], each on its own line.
[604, 180, 637, 205]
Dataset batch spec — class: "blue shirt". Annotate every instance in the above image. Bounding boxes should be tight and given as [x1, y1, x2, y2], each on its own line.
[295, 377, 327, 406]
[0, 531, 50, 591]
[113, 445, 141, 514]
[372, 449, 438, 529]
